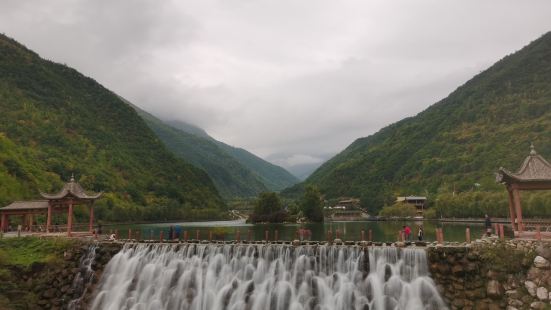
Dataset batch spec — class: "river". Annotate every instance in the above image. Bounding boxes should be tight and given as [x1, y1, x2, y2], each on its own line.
[108, 220, 492, 242]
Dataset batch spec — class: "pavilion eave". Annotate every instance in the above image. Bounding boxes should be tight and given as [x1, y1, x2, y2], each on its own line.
[40, 175, 103, 200]
[496, 144, 551, 236]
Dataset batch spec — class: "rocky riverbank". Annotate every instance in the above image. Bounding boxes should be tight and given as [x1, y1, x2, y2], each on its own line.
[38, 243, 122, 310]
[428, 238, 551, 310]
[2, 236, 550, 309]
[0, 237, 121, 310]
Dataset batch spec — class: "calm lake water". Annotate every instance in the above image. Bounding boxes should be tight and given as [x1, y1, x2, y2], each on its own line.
[107, 220, 505, 242]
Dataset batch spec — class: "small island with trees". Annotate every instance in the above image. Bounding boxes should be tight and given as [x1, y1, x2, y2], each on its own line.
[250, 186, 324, 223]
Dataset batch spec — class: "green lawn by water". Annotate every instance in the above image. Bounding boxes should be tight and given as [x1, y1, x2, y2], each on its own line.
[0, 236, 75, 267]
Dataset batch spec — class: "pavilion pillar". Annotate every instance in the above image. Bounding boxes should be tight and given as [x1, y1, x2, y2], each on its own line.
[28, 214, 33, 232]
[23, 214, 28, 231]
[507, 189, 516, 231]
[46, 204, 52, 233]
[512, 188, 523, 233]
[1, 213, 6, 232]
[89, 203, 94, 233]
[67, 202, 73, 236]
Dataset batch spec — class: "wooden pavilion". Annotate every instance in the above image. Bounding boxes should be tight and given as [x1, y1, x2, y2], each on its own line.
[0, 200, 49, 233]
[496, 144, 551, 238]
[0, 175, 102, 236]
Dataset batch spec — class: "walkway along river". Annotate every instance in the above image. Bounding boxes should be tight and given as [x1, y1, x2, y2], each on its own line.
[109, 219, 491, 243]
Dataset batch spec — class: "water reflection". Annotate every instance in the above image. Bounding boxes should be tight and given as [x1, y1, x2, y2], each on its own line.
[109, 220, 494, 242]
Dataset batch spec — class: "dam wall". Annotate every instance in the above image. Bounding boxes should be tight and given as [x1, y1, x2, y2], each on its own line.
[9, 238, 551, 309]
[427, 239, 551, 310]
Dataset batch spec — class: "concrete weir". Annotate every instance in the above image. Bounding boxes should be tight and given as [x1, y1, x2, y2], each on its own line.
[22, 238, 551, 309]
[88, 242, 446, 310]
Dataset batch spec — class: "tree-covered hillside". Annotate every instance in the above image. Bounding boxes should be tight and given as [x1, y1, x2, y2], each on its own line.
[167, 121, 299, 192]
[215, 142, 298, 191]
[167, 120, 300, 190]
[297, 32, 551, 215]
[141, 116, 299, 197]
[135, 107, 269, 198]
[0, 34, 225, 221]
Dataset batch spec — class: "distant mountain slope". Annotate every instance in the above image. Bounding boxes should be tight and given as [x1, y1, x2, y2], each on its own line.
[0, 34, 224, 220]
[134, 107, 269, 198]
[298, 32, 551, 213]
[167, 120, 299, 192]
[167, 120, 210, 138]
[215, 144, 299, 191]
[287, 162, 325, 180]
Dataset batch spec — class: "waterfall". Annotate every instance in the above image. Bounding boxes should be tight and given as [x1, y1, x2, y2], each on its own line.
[68, 243, 98, 310]
[90, 243, 446, 310]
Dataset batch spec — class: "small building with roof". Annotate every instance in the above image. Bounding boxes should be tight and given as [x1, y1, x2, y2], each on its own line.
[0, 174, 102, 236]
[396, 196, 427, 217]
[496, 144, 551, 238]
[332, 198, 361, 210]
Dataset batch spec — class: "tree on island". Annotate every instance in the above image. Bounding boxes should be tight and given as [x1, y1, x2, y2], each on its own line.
[378, 203, 417, 217]
[250, 192, 287, 223]
[300, 186, 324, 222]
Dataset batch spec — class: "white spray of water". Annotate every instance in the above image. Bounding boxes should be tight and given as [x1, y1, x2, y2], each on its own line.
[91, 243, 446, 310]
[68, 243, 98, 310]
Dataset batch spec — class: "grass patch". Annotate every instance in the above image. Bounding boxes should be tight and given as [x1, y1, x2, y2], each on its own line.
[0, 236, 75, 267]
[0, 237, 76, 309]
[479, 241, 536, 278]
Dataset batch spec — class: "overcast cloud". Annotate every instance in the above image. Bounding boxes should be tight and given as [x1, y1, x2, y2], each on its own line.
[1, 1, 551, 176]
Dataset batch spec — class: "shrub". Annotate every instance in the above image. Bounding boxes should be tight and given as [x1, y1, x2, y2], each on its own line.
[378, 203, 418, 217]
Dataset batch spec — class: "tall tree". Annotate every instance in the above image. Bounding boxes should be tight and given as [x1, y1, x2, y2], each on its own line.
[250, 192, 286, 223]
[300, 186, 324, 222]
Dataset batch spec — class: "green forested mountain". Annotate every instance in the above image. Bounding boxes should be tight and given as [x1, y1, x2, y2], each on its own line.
[137, 115, 299, 197]
[167, 120, 210, 138]
[166, 120, 301, 190]
[215, 142, 299, 191]
[134, 107, 269, 198]
[0, 34, 225, 221]
[297, 32, 551, 215]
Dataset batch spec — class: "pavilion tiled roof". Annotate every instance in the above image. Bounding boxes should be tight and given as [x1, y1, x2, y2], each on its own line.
[0, 200, 49, 211]
[497, 144, 551, 184]
[40, 175, 103, 200]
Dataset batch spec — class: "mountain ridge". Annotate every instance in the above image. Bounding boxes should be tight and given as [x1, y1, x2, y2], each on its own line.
[0, 33, 225, 220]
[294, 31, 551, 213]
[132, 105, 272, 198]
[163, 118, 299, 193]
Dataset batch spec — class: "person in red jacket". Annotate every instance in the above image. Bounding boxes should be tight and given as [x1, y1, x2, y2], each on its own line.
[404, 225, 412, 241]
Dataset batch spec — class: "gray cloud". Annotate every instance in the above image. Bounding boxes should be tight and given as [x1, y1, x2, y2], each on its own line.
[1, 1, 551, 176]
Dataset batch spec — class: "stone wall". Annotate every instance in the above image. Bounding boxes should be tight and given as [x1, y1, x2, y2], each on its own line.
[11, 238, 551, 309]
[12, 241, 122, 310]
[428, 238, 551, 310]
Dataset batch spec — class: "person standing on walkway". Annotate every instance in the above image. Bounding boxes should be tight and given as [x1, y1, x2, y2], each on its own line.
[417, 226, 424, 241]
[404, 225, 412, 241]
[485, 214, 492, 236]
[168, 226, 175, 240]
[175, 225, 182, 240]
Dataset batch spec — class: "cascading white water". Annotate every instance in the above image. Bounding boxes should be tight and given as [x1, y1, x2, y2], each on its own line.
[91, 243, 447, 310]
[68, 243, 98, 310]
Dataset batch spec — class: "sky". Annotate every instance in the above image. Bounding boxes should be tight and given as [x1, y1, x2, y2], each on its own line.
[1, 1, 551, 177]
